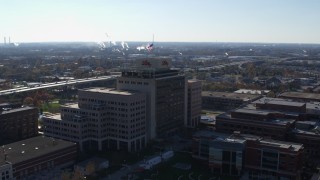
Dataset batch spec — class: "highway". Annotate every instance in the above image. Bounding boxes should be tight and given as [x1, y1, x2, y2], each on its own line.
[0, 75, 120, 96]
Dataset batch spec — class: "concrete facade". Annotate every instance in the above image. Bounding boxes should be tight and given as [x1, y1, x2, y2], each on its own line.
[117, 57, 187, 139]
[43, 88, 147, 152]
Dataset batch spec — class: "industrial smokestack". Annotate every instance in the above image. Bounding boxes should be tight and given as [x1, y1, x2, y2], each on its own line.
[9, 37, 11, 44]
[4, 37, 6, 45]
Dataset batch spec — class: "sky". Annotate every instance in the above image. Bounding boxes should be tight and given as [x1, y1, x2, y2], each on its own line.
[0, 0, 320, 44]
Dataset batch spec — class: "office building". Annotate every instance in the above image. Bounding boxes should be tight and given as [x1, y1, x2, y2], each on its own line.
[255, 97, 306, 113]
[216, 108, 295, 141]
[202, 91, 261, 111]
[0, 107, 38, 145]
[43, 88, 146, 152]
[117, 57, 186, 139]
[244, 134, 304, 180]
[0, 136, 77, 180]
[209, 135, 246, 176]
[187, 80, 202, 128]
[193, 131, 304, 179]
[279, 92, 320, 102]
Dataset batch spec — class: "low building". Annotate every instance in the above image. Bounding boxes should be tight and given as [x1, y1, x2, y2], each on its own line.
[216, 108, 295, 141]
[0, 136, 77, 180]
[244, 135, 304, 180]
[279, 92, 320, 103]
[194, 131, 304, 179]
[290, 121, 320, 161]
[202, 91, 261, 111]
[0, 107, 38, 145]
[209, 134, 246, 176]
[254, 97, 306, 113]
[192, 130, 229, 162]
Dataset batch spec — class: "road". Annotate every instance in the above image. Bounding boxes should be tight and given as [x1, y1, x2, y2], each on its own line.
[0, 75, 120, 96]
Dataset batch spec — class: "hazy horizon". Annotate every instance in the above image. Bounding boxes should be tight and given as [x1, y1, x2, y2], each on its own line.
[1, 0, 320, 44]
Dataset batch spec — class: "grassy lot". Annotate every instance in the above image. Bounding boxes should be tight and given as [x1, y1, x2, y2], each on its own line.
[41, 101, 60, 113]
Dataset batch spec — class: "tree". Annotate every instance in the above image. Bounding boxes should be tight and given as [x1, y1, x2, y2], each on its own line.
[23, 97, 34, 106]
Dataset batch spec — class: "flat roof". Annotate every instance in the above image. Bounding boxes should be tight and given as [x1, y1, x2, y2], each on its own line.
[292, 128, 319, 136]
[202, 91, 261, 101]
[0, 106, 36, 115]
[229, 133, 303, 151]
[234, 108, 270, 116]
[43, 113, 62, 120]
[62, 103, 79, 109]
[234, 89, 270, 95]
[80, 88, 137, 96]
[254, 97, 306, 107]
[221, 110, 296, 126]
[0, 136, 76, 166]
[306, 102, 320, 110]
[259, 139, 303, 151]
[193, 130, 229, 139]
[280, 92, 320, 101]
[188, 79, 201, 83]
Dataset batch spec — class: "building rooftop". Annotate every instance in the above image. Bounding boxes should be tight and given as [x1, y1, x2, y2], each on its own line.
[193, 130, 229, 139]
[188, 79, 201, 83]
[81, 88, 136, 96]
[259, 139, 303, 152]
[254, 97, 306, 107]
[229, 133, 303, 151]
[234, 108, 270, 116]
[0, 106, 36, 115]
[43, 113, 62, 120]
[306, 102, 320, 110]
[234, 89, 270, 95]
[220, 110, 296, 126]
[0, 136, 76, 166]
[62, 103, 79, 109]
[280, 92, 320, 102]
[202, 91, 261, 101]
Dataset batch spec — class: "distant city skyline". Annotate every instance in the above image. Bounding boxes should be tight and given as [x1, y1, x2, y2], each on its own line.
[0, 0, 320, 44]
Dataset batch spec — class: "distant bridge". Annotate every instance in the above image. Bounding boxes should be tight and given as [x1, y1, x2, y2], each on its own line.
[0, 75, 120, 96]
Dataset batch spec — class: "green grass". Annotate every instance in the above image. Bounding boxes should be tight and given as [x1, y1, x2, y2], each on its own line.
[41, 102, 60, 113]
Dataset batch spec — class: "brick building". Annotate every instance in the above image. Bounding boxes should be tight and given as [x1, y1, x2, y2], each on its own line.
[202, 91, 261, 111]
[193, 131, 304, 179]
[244, 135, 304, 180]
[216, 108, 295, 140]
[0, 136, 77, 179]
[0, 107, 38, 145]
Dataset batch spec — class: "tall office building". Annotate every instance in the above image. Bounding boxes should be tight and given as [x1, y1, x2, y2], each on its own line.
[187, 80, 202, 128]
[117, 57, 187, 139]
[43, 88, 146, 152]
